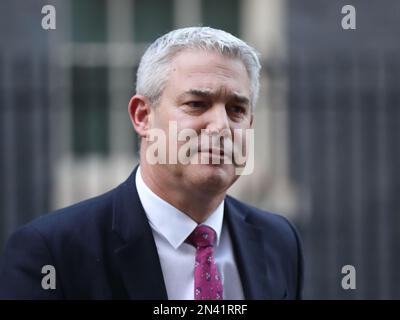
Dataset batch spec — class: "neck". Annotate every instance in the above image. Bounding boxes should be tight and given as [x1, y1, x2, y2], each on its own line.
[139, 162, 226, 223]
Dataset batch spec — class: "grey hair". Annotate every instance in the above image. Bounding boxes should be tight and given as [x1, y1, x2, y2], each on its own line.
[136, 26, 261, 110]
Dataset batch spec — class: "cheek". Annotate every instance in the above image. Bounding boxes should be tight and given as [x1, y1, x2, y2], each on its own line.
[232, 125, 252, 153]
[152, 107, 173, 129]
[176, 116, 204, 134]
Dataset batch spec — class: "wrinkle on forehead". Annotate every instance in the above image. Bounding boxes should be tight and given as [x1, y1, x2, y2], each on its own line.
[171, 49, 249, 79]
[164, 49, 251, 103]
[178, 88, 250, 105]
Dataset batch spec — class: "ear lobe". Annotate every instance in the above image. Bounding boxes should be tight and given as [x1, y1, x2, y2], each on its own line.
[128, 95, 151, 138]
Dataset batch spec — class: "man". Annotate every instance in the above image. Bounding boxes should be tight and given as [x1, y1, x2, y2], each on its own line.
[0, 27, 303, 299]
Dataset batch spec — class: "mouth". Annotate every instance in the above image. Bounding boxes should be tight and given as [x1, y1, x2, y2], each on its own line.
[198, 147, 225, 157]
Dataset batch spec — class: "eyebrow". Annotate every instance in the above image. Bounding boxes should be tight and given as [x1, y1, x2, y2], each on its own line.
[179, 89, 250, 106]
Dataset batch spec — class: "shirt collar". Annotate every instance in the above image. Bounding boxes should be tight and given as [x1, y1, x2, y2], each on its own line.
[135, 165, 224, 249]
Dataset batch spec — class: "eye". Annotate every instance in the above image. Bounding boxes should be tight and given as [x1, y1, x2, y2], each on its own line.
[230, 105, 246, 115]
[186, 101, 208, 109]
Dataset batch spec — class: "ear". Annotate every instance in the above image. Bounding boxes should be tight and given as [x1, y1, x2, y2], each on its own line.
[250, 113, 254, 127]
[128, 95, 152, 138]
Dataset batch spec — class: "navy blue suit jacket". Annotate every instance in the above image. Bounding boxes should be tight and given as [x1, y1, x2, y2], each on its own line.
[0, 167, 303, 299]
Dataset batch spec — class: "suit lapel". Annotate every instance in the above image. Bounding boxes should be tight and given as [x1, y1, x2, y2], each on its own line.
[110, 167, 283, 300]
[111, 166, 168, 300]
[225, 197, 276, 299]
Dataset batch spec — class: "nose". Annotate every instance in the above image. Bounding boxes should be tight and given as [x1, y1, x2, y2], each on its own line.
[204, 104, 230, 135]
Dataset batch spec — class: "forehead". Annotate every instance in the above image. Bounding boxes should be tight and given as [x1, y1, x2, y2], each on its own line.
[166, 49, 251, 97]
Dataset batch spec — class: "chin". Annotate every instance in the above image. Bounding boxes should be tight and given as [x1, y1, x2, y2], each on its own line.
[186, 163, 236, 192]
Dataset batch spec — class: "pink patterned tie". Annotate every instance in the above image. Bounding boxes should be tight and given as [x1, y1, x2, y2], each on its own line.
[186, 225, 223, 300]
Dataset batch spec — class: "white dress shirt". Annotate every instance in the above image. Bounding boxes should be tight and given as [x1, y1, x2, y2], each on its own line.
[135, 166, 244, 300]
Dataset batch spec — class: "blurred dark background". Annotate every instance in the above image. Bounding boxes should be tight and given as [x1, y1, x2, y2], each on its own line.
[0, 0, 399, 299]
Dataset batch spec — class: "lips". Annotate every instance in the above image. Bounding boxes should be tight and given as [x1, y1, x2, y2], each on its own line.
[198, 147, 225, 156]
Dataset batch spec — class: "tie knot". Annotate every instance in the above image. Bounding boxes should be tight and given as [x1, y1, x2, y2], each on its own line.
[187, 225, 216, 248]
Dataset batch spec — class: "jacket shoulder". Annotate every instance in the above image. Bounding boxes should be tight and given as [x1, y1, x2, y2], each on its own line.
[226, 195, 304, 299]
[28, 187, 117, 237]
[226, 195, 299, 237]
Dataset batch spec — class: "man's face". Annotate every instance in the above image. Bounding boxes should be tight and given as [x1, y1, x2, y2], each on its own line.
[145, 49, 253, 195]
